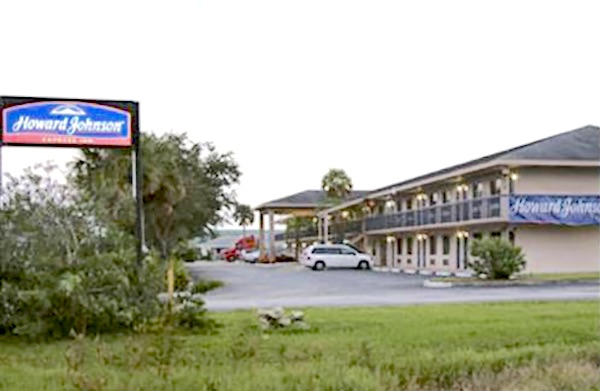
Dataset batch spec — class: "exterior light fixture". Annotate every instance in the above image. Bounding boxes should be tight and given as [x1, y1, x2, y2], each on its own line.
[341, 211, 350, 219]
[510, 172, 519, 181]
[462, 184, 469, 192]
[301, 243, 307, 248]
[386, 236, 395, 243]
[456, 185, 463, 192]
[312, 217, 318, 223]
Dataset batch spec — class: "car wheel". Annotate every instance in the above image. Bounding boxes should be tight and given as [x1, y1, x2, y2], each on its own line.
[358, 261, 370, 270]
[313, 261, 326, 271]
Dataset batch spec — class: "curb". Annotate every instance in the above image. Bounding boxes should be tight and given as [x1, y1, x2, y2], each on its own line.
[423, 278, 599, 289]
[423, 280, 453, 288]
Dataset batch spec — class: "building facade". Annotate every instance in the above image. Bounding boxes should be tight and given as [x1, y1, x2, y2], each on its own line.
[277, 126, 600, 274]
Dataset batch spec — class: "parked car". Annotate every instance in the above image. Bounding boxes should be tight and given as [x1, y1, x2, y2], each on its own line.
[243, 247, 296, 263]
[299, 244, 373, 271]
[242, 249, 260, 263]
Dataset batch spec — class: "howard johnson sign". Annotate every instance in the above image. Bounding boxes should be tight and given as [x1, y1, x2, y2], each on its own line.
[510, 195, 600, 225]
[1, 98, 133, 147]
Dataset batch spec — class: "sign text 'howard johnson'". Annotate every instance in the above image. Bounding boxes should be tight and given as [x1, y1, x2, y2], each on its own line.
[510, 195, 600, 225]
[2, 101, 132, 147]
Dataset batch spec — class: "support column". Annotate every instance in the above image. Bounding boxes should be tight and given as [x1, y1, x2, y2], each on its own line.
[386, 237, 395, 270]
[259, 212, 266, 262]
[317, 215, 323, 242]
[268, 209, 276, 263]
[323, 214, 329, 244]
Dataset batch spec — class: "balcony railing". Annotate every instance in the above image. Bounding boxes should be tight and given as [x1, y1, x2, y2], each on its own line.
[274, 225, 318, 241]
[365, 195, 504, 232]
[274, 219, 364, 242]
[273, 196, 504, 240]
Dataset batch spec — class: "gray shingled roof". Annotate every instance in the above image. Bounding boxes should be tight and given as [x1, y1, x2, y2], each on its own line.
[370, 125, 600, 195]
[256, 190, 370, 210]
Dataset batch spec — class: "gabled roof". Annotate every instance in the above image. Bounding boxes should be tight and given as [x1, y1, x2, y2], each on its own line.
[370, 125, 600, 195]
[255, 190, 370, 211]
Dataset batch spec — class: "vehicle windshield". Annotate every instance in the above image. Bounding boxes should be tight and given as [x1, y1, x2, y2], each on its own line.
[343, 243, 362, 253]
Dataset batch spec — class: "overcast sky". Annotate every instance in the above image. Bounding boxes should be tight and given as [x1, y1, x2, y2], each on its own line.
[2, 0, 599, 228]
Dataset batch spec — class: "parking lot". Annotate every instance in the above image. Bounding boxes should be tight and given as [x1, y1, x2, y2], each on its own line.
[188, 261, 599, 311]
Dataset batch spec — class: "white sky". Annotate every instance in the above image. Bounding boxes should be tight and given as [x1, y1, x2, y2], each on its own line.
[2, 0, 599, 229]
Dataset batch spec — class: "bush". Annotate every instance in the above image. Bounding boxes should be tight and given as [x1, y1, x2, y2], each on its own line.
[171, 259, 192, 292]
[469, 238, 526, 280]
[191, 279, 224, 295]
[174, 242, 199, 263]
[0, 165, 211, 339]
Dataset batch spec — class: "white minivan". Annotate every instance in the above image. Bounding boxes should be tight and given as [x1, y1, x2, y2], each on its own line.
[300, 244, 373, 271]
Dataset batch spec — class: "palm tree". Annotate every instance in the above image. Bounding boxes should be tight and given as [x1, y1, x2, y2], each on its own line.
[233, 204, 255, 237]
[321, 169, 354, 242]
[321, 169, 353, 203]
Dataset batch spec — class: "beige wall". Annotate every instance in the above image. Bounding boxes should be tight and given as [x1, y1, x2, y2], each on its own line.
[514, 166, 600, 195]
[515, 225, 600, 273]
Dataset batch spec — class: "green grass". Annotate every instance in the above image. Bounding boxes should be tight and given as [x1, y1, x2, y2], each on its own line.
[1, 301, 599, 390]
[433, 272, 599, 284]
[526, 272, 599, 281]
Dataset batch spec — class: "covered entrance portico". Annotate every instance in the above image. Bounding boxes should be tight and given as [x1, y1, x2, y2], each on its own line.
[254, 190, 327, 263]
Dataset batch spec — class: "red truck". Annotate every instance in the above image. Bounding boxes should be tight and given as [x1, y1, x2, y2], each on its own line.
[223, 235, 257, 262]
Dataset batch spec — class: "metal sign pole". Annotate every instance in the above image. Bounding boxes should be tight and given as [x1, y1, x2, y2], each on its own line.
[0, 143, 3, 209]
[134, 111, 145, 268]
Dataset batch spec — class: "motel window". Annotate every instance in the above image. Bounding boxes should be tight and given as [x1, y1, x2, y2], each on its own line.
[509, 231, 515, 245]
[407, 237, 414, 255]
[472, 182, 484, 198]
[491, 232, 502, 239]
[490, 179, 502, 195]
[443, 259, 449, 266]
[442, 236, 450, 255]
[429, 235, 437, 255]
[429, 193, 438, 206]
[430, 258, 435, 266]
[395, 197, 403, 212]
[407, 259, 412, 265]
[406, 199, 413, 211]
[442, 190, 450, 204]
[473, 232, 483, 241]
[397, 238, 403, 254]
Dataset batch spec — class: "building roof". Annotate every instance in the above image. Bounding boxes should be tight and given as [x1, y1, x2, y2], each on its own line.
[255, 190, 370, 211]
[370, 125, 600, 195]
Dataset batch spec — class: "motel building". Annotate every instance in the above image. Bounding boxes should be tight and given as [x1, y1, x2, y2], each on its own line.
[259, 125, 600, 275]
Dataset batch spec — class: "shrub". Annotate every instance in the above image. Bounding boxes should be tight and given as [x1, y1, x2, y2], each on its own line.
[0, 165, 211, 339]
[171, 259, 192, 292]
[469, 238, 526, 280]
[191, 279, 224, 295]
[174, 242, 199, 263]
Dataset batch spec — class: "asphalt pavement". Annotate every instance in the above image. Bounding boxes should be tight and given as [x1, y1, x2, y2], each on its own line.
[187, 261, 599, 311]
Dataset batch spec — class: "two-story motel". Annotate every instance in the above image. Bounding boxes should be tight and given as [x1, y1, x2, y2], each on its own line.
[262, 125, 600, 274]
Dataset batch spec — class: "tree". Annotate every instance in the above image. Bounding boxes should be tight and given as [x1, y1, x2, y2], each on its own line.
[233, 204, 255, 236]
[321, 168, 353, 203]
[469, 238, 526, 280]
[320, 169, 354, 242]
[71, 132, 241, 259]
[0, 165, 165, 338]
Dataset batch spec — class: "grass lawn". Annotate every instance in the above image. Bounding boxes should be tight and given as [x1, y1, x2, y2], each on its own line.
[1, 301, 599, 390]
[525, 272, 599, 281]
[432, 272, 599, 285]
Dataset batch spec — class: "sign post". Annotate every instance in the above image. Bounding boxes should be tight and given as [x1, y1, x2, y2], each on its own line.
[0, 96, 145, 266]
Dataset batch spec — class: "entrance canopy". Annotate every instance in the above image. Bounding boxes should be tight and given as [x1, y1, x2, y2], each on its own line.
[255, 190, 369, 262]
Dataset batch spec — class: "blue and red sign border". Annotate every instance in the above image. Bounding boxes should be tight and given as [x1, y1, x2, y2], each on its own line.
[0, 96, 139, 149]
[0, 95, 144, 267]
